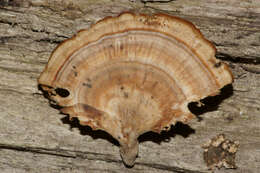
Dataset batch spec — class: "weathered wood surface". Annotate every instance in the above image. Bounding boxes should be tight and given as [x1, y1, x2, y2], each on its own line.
[0, 0, 259, 172]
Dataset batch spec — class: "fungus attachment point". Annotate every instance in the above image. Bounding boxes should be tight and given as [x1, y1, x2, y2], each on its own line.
[120, 135, 139, 167]
[38, 12, 233, 166]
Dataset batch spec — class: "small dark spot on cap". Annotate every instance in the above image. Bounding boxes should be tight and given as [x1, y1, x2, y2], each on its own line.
[120, 86, 124, 90]
[82, 104, 102, 118]
[87, 83, 92, 88]
[120, 44, 124, 50]
[214, 62, 222, 68]
[83, 83, 92, 88]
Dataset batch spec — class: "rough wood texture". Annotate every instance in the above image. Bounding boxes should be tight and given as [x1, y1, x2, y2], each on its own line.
[0, 0, 259, 172]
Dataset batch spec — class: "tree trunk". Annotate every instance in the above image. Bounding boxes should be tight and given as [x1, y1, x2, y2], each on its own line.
[0, 0, 259, 172]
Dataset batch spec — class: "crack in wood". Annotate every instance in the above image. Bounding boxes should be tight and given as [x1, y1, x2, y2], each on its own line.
[240, 65, 260, 74]
[135, 162, 205, 173]
[0, 88, 25, 95]
[0, 66, 40, 74]
[216, 53, 260, 65]
[0, 19, 18, 26]
[0, 6, 25, 13]
[0, 36, 31, 44]
[0, 143, 77, 158]
[35, 37, 63, 44]
[0, 143, 205, 172]
[141, 0, 176, 4]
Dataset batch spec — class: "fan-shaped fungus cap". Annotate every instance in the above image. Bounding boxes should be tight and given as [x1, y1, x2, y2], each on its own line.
[38, 12, 233, 166]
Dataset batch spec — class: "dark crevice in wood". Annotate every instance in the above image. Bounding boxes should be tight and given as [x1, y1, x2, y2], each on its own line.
[0, 19, 18, 26]
[0, 0, 26, 7]
[216, 52, 260, 65]
[0, 6, 25, 13]
[240, 65, 260, 74]
[214, 42, 240, 47]
[1, 15, 67, 43]
[141, 0, 176, 4]
[0, 143, 77, 158]
[135, 162, 205, 173]
[1, 30, 67, 45]
[143, 5, 179, 14]
[0, 36, 30, 44]
[30, 28, 50, 34]
[0, 143, 205, 172]
[35, 37, 63, 44]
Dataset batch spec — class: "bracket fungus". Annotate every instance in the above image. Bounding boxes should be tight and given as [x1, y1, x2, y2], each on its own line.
[38, 12, 233, 166]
